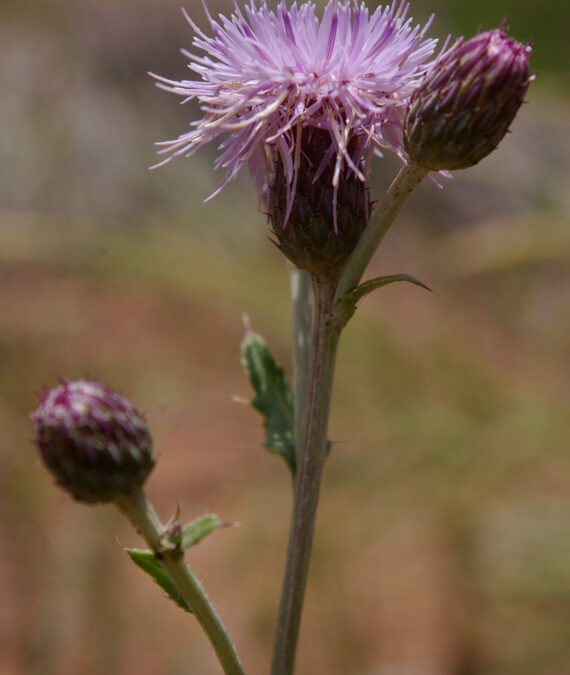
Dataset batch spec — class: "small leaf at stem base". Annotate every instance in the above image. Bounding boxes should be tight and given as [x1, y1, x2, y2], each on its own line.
[181, 514, 225, 550]
[127, 548, 193, 613]
[334, 273, 432, 329]
[351, 273, 432, 303]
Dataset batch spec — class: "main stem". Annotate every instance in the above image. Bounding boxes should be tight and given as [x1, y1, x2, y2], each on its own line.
[115, 489, 244, 675]
[271, 276, 341, 675]
[288, 266, 313, 457]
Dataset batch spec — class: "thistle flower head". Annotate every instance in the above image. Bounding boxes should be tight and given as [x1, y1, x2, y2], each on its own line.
[31, 380, 155, 504]
[154, 0, 438, 184]
[153, 1, 439, 273]
[404, 27, 533, 171]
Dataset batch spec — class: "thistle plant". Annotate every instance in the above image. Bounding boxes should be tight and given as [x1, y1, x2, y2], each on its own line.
[31, 2, 532, 674]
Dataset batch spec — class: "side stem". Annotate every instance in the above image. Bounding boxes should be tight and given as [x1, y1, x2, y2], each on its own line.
[335, 163, 428, 302]
[115, 489, 244, 675]
[271, 276, 341, 675]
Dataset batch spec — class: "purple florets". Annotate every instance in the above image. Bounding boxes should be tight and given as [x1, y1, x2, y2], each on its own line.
[152, 0, 439, 208]
[32, 380, 155, 503]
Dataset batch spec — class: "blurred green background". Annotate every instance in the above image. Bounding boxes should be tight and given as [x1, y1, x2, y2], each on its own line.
[1, 1, 569, 674]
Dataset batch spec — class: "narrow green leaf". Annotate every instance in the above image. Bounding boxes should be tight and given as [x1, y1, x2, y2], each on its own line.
[350, 273, 432, 305]
[240, 323, 296, 474]
[127, 548, 192, 613]
[181, 514, 223, 550]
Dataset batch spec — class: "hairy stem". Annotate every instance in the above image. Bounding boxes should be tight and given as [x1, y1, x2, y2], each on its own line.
[115, 489, 244, 675]
[271, 276, 341, 675]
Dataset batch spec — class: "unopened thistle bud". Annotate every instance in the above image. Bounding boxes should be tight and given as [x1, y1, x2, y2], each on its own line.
[31, 380, 155, 503]
[404, 28, 532, 171]
[267, 128, 371, 278]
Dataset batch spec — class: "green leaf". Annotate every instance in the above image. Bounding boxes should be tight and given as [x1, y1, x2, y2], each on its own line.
[181, 514, 224, 550]
[350, 273, 432, 304]
[240, 324, 296, 474]
[127, 548, 192, 613]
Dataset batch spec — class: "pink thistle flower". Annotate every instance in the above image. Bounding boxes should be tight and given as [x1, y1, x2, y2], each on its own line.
[154, 0, 437, 275]
[152, 0, 439, 274]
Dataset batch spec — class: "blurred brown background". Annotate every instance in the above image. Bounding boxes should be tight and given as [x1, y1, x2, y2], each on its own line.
[1, 1, 569, 673]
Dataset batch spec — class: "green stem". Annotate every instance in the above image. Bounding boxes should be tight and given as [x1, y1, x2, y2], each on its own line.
[271, 276, 341, 675]
[335, 163, 428, 303]
[288, 265, 313, 461]
[115, 489, 244, 675]
[271, 163, 428, 674]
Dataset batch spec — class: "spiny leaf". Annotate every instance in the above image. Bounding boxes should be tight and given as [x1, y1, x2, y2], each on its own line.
[127, 548, 192, 613]
[181, 514, 224, 550]
[240, 322, 296, 474]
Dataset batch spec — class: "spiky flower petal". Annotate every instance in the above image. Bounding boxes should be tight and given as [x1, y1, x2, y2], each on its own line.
[404, 28, 533, 171]
[31, 380, 155, 503]
[153, 0, 439, 257]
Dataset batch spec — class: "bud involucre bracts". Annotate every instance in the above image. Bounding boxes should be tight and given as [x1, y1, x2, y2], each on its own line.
[404, 28, 533, 171]
[32, 380, 155, 503]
